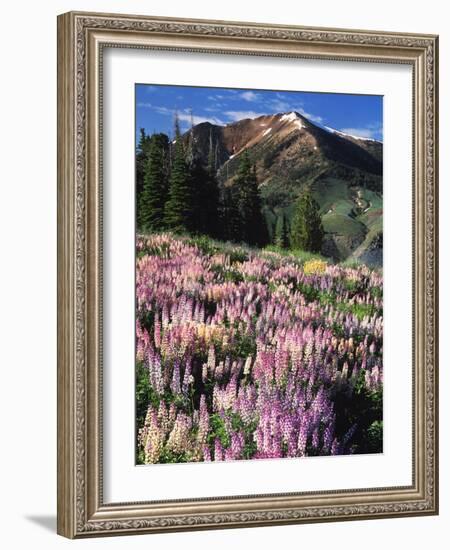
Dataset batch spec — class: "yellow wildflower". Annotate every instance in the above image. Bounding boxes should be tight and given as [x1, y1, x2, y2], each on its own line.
[303, 258, 328, 275]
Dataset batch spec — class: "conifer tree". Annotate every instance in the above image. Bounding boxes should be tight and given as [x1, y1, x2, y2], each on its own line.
[139, 133, 169, 232]
[219, 184, 242, 242]
[207, 129, 216, 175]
[203, 131, 220, 236]
[234, 151, 268, 246]
[164, 115, 192, 232]
[189, 160, 220, 237]
[290, 187, 324, 252]
[136, 128, 151, 202]
[275, 212, 290, 249]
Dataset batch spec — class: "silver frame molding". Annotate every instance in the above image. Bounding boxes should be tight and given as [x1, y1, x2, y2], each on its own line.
[57, 11, 439, 538]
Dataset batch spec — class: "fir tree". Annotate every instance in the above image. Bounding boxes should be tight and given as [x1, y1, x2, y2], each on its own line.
[136, 128, 151, 202]
[189, 160, 220, 237]
[219, 184, 242, 242]
[207, 129, 216, 175]
[275, 212, 290, 249]
[185, 109, 195, 167]
[203, 130, 220, 237]
[290, 187, 324, 252]
[139, 133, 169, 232]
[234, 151, 268, 246]
[164, 118, 192, 233]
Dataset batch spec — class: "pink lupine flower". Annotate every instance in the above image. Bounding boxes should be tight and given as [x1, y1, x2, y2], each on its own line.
[323, 416, 335, 453]
[202, 445, 211, 461]
[214, 439, 224, 461]
[136, 234, 383, 464]
[167, 412, 192, 454]
[153, 314, 161, 349]
[297, 414, 310, 456]
[181, 358, 192, 395]
[170, 361, 181, 395]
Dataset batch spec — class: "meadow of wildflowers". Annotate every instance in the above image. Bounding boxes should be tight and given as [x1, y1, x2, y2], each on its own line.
[136, 233, 383, 464]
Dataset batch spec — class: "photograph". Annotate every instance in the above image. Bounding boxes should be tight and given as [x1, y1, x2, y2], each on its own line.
[135, 84, 384, 465]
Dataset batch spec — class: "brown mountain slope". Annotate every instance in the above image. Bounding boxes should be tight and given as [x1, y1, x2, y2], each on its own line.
[183, 111, 383, 265]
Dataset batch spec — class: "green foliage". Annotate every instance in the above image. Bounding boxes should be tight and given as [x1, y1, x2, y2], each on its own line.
[233, 328, 257, 358]
[242, 438, 258, 460]
[296, 282, 321, 302]
[187, 234, 219, 256]
[219, 184, 243, 242]
[158, 448, 190, 464]
[370, 286, 383, 299]
[332, 369, 383, 454]
[339, 258, 364, 269]
[164, 137, 192, 232]
[209, 414, 231, 448]
[135, 118, 221, 238]
[135, 360, 158, 464]
[189, 157, 220, 237]
[264, 245, 326, 265]
[226, 247, 249, 264]
[136, 128, 152, 200]
[210, 263, 244, 284]
[233, 151, 269, 246]
[337, 301, 379, 321]
[290, 187, 324, 253]
[139, 133, 170, 232]
[274, 212, 290, 248]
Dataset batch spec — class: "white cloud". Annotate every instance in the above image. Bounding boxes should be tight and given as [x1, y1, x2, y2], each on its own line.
[239, 91, 260, 102]
[137, 102, 171, 115]
[137, 102, 225, 127]
[268, 99, 291, 112]
[137, 100, 330, 131]
[178, 112, 225, 126]
[299, 110, 324, 124]
[224, 110, 267, 121]
[262, 97, 325, 125]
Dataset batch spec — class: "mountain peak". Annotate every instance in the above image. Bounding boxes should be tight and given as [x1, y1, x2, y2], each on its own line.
[276, 111, 307, 130]
[279, 111, 300, 120]
[178, 108, 382, 265]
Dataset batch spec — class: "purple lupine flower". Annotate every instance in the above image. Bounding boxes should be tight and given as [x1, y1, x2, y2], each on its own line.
[214, 438, 224, 461]
[136, 233, 383, 464]
[202, 445, 211, 461]
[297, 413, 310, 456]
[323, 416, 335, 453]
[170, 360, 181, 395]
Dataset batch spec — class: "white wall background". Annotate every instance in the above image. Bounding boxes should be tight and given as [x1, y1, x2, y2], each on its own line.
[0, 0, 447, 548]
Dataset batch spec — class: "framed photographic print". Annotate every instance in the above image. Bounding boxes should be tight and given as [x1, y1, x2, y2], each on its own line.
[57, 11, 439, 538]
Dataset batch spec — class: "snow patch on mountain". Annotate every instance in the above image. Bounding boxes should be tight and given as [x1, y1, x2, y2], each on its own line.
[262, 127, 272, 136]
[280, 112, 304, 130]
[280, 112, 298, 123]
[324, 126, 380, 143]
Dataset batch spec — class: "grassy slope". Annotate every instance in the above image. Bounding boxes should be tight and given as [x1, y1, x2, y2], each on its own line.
[263, 175, 382, 264]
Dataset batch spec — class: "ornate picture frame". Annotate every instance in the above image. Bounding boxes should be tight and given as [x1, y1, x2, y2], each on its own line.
[57, 11, 438, 538]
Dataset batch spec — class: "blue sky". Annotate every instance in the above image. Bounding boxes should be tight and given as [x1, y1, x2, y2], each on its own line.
[136, 84, 383, 142]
